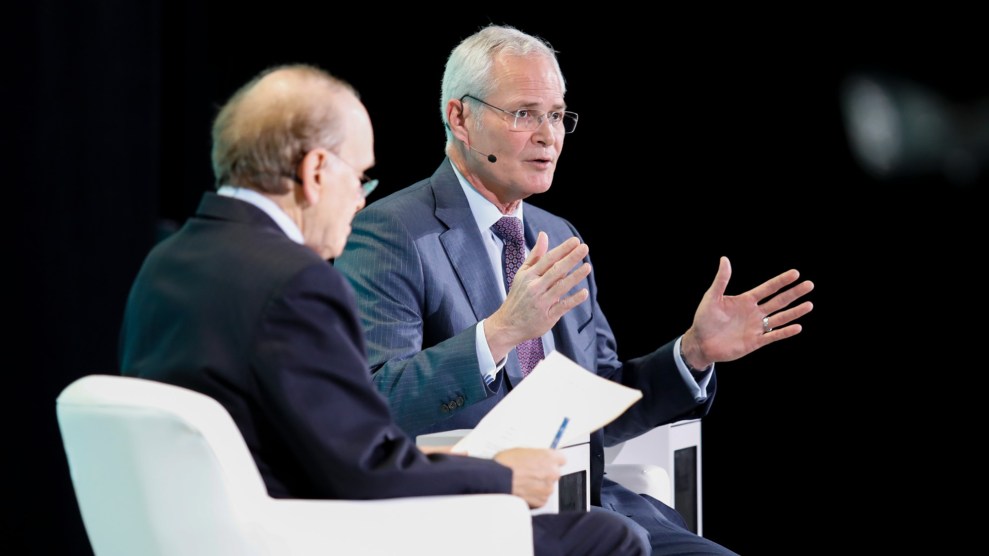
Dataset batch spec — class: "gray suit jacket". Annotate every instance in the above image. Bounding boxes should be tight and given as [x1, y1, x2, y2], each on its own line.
[335, 159, 716, 505]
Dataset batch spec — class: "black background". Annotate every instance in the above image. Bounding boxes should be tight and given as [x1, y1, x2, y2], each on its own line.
[9, 3, 985, 553]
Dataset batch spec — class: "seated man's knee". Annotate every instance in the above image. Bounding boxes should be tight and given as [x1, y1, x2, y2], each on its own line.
[585, 507, 649, 556]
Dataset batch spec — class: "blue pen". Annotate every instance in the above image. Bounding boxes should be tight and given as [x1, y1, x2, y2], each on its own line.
[550, 417, 569, 449]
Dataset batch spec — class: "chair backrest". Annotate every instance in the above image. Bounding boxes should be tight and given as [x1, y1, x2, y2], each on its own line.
[56, 374, 269, 556]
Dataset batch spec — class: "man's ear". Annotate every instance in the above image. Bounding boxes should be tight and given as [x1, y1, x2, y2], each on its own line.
[296, 148, 326, 206]
[446, 98, 470, 144]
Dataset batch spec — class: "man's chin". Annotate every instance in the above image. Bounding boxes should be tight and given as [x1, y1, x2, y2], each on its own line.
[523, 172, 555, 194]
[529, 180, 554, 195]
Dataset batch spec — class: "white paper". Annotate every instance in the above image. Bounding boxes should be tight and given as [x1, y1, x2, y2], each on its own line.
[452, 351, 643, 458]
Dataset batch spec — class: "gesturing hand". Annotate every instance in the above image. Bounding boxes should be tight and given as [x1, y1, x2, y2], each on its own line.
[680, 256, 815, 370]
[485, 232, 591, 362]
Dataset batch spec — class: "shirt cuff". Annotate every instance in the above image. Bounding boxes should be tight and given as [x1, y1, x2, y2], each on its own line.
[673, 336, 713, 402]
[476, 320, 506, 385]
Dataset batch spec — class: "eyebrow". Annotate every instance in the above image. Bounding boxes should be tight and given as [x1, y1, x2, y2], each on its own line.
[513, 99, 568, 111]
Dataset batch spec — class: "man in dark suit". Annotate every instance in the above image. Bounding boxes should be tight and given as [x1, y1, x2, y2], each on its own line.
[119, 63, 647, 556]
[334, 25, 814, 555]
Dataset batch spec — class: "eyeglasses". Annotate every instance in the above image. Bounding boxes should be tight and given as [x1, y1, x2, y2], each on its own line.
[324, 153, 379, 198]
[460, 94, 578, 134]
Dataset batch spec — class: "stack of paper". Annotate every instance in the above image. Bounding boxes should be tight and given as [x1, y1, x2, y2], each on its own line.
[453, 351, 643, 458]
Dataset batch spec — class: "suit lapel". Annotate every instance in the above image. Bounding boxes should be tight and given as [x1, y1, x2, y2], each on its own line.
[432, 162, 505, 323]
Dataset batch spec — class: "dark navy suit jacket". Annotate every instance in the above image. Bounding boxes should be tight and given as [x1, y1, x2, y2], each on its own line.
[335, 160, 717, 506]
[120, 192, 511, 500]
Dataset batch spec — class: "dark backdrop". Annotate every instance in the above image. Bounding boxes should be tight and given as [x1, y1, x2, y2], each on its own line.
[10, 3, 984, 553]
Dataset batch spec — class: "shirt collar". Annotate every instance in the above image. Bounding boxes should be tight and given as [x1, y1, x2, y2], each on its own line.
[450, 160, 524, 233]
[216, 185, 304, 244]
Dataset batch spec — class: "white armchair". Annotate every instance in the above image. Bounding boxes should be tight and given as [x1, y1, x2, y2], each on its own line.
[603, 462, 672, 505]
[604, 419, 703, 535]
[56, 375, 534, 556]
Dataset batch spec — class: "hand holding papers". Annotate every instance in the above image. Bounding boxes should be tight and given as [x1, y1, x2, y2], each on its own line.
[452, 351, 643, 458]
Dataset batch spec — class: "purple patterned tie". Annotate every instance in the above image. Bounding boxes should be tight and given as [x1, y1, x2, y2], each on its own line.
[492, 216, 545, 377]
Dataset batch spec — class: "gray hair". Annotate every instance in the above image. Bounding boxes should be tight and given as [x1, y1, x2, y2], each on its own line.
[440, 25, 565, 144]
[211, 64, 357, 194]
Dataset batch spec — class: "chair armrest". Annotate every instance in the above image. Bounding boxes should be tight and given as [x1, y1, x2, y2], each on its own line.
[253, 494, 534, 556]
[605, 463, 672, 506]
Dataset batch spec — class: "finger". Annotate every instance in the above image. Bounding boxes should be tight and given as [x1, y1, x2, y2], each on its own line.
[764, 301, 814, 330]
[750, 268, 802, 302]
[538, 244, 590, 289]
[761, 322, 803, 343]
[549, 288, 590, 320]
[533, 237, 585, 276]
[527, 236, 584, 275]
[535, 448, 566, 466]
[526, 231, 549, 265]
[546, 262, 591, 300]
[706, 256, 732, 298]
[544, 466, 562, 483]
[759, 279, 815, 315]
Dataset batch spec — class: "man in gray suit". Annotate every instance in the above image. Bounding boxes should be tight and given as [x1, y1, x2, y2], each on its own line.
[335, 25, 814, 555]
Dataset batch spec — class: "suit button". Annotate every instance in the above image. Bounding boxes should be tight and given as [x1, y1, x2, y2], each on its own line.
[440, 403, 450, 413]
[456, 396, 465, 407]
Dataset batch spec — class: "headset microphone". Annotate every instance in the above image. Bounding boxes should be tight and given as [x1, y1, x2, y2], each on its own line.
[468, 145, 497, 163]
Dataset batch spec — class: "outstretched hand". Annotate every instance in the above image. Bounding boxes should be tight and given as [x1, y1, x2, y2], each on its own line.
[679, 256, 814, 369]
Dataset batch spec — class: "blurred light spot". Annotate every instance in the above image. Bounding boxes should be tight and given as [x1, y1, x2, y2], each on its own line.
[840, 72, 985, 187]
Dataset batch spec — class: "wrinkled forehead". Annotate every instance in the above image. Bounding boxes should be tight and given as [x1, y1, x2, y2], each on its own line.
[489, 53, 565, 105]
